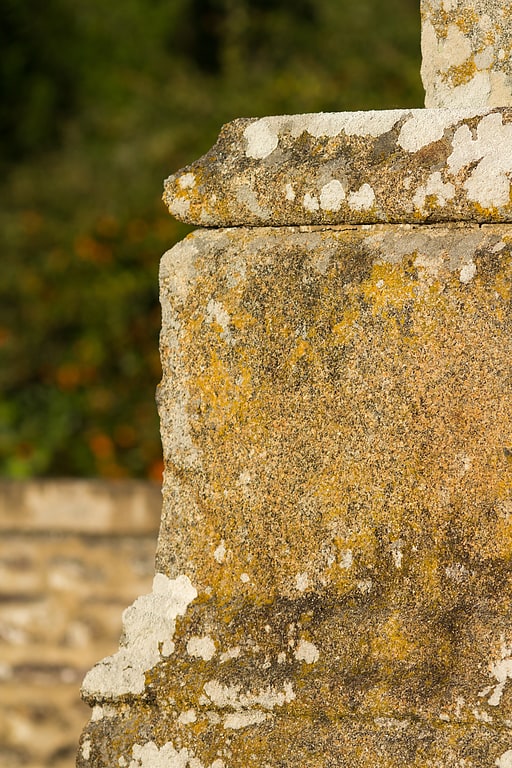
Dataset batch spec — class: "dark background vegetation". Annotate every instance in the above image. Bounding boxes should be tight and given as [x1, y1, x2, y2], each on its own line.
[0, 0, 423, 480]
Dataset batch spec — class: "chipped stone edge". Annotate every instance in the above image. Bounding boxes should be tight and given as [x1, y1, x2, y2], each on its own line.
[81, 573, 198, 700]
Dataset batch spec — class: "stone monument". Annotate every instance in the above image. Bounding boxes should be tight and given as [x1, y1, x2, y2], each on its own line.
[78, 2, 512, 766]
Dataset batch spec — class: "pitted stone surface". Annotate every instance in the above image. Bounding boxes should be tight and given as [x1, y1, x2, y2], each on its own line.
[163, 109, 512, 227]
[421, 0, 512, 108]
[78, 224, 512, 768]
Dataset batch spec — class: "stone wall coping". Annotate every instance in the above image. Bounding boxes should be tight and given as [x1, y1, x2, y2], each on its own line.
[163, 107, 512, 227]
[0, 479, 162, 535]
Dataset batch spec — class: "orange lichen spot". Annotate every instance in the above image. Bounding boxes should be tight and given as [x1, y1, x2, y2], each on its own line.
[447, 59, 478, 88]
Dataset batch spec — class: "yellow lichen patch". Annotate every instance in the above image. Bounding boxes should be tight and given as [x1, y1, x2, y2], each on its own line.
[454, 10, 478, 35]
[447, 59, 478, 88]
[287, 337, 312, 368]
[371, 613, 419, 665]
[331, 304, 360, 344]
[414, 547, 443, 595]
[360, 262, 416, 316]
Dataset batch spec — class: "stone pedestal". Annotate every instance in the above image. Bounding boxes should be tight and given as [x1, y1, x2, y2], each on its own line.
[78, 109, 512, 767]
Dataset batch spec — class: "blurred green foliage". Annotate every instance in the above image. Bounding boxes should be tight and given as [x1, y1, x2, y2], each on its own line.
[0, 0, 423, 479]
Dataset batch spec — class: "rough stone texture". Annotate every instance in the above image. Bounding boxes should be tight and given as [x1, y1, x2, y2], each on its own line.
[79, 224, 512, 767]
[421, 0, 512, 108]
[163, 108, 512, 227]
[0, 480, 160, 768]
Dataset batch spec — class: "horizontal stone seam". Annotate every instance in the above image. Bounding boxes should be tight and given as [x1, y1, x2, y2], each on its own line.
[77, 703, 512, 735]
[173, 220, 510, 231]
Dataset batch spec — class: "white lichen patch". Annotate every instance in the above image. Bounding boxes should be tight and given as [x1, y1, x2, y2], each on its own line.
[303, 192, 320, 212]
[223, 711, 269, 730]
[436, 23, 473, 71]
[297, 110, 403, 139]
[81, 574, 197, 698]
[348, 184, 375, 211]
[235, 182, 271, 219]
[319, 180, 346, 212]
[167, 198, 191, 218]
[129, 741, 203, 768]
[187, 636, 216, 661]
[295, 572, 309, 592]
[81, 737, 91, 760]
[244, 120, 280, 159]
[445, 563, 468, 582]
[357, 579, 373, 594]
[160, 239, 199, 304]
[202, 680, 296, 711]
[213, 540, 226, 564]
[294, 639, 320, 664]
[285, 183, 296, 202]
[220, 646, 241, 663]
[496, 750, 512, 768]
[237, 470, 251, 489]
[240, 573, 250, 583]
[447, 113, 512, 208]
[488, 646, 512, 706]
[243, 111, 405, 160]
[459, 261, 477, 283]
[178, 709, 197, 725]
[412, 171, 455, 211]
[471, 708, 493, 723]
[389, 541, 403, 569]
[397, 108, 486, 152]
[178, 173, 196, 190]
[206, 299, 233, 343]
[339, 550, 353, 569]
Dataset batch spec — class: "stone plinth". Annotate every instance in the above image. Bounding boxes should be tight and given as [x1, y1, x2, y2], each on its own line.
[78, 204, 512, 764]
[163, 109, 512, 226]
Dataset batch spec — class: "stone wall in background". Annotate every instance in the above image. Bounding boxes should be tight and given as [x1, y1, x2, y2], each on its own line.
[0, 480, 161, 768]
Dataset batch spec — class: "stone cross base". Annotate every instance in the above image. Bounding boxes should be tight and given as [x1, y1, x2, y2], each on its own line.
[77, 108, 512, 768]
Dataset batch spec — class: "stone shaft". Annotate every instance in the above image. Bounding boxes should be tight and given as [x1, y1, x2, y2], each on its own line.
[421, 0, 512, 107]
[78, 222, 512, 768]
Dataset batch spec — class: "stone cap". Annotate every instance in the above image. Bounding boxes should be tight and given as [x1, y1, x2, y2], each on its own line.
[163, 107, 512, 226]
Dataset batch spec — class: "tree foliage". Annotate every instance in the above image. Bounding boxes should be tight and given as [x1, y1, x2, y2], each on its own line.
[0, 0, 422, 478]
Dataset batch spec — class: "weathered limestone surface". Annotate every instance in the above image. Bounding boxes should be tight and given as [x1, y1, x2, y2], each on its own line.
[163, 109, 512, 227]
[421, 0, 512, 108]
[79, 224, 512, 767]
